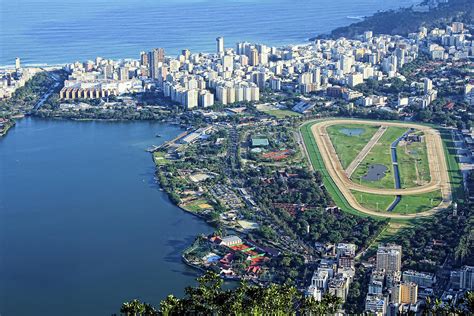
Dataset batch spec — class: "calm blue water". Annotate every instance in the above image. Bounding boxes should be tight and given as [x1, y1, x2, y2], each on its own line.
[0, 0, 419, 66]
[0, 118, 213, 316]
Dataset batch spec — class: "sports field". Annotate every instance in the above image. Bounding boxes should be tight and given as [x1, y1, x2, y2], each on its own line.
[300, 119, 452, 219]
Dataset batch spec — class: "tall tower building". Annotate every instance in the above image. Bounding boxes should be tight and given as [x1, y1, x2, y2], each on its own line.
[182, 49, 191, 60]
[216, 37, 224, 55]
[460, 266, 474, 290]
[392, 282, 418, 304]
[376, 244, 402, 273]
[424, 78, 433, 94]
[149, 48, 165, 79]
[340, 55, 354, 74]
[15, 57, 21, 70]
[140, 51, 149, 67]
[249, 48, 259, 66]
[312, 67, 321, 87]
[222, 55, 234, 72]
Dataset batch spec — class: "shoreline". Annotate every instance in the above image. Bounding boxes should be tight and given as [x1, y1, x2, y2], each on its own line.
[0, 120, 16, 137]
[0, 1, 425, 69]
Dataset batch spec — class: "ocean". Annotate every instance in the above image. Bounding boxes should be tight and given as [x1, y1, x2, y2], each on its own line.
[0, 0, 419, 66]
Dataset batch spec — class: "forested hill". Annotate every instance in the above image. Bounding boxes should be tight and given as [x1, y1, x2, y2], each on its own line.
[312, 0, 473, 40]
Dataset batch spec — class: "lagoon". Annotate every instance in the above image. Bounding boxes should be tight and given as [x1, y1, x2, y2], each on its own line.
[0, 118, 213, 316]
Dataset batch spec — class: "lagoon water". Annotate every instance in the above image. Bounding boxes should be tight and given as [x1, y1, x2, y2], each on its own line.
[0, 0, 419, 66]
[0, 0, 422, 314]
[0, 118, 213, 315]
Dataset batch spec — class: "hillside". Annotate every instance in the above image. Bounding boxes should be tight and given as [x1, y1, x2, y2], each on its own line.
[312, 0, 473, 39]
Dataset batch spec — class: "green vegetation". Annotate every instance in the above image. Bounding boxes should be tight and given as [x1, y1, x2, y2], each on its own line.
[351, 190, 395, 212]
[182, 199, 212, 212]
[120, 273, 474, 315]
[245, 166, 387, 249]
[0, 71, 60, 116]
[352, 190, 443, 214]
[261, 109, 301, 119]
[120, 271, 343, 315]
[300, 121, 385, 219]
[323, 0, 473, 38]
[153, 151, 170, 166]
[397, 135, 431, 188]
[351, 126, 407, 189]
[440, 129, 465, 202]
[326, 123, 380, 169]
[392, 190, 443, 215]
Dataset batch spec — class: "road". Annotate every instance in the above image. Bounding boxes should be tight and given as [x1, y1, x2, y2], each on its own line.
[31, 70, 61, 112]
[302, 119, 452, 219]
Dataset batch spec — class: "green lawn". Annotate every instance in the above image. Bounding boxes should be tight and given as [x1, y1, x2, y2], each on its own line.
[351, 190, 396, 212]
[396, 136, 431, 188]
[261, 109, 302, 118]
[351, 127, 407, 189]
[439, 129, 465, 202]
[300, 121, 385, 220]
[153, 151, 171, 165]
[299, 119, 462, 223]
[351, 189, 442, 215]
[326, 124, 380, 169]
[392, 190, 443, 215]
[183, 199, 212, 212]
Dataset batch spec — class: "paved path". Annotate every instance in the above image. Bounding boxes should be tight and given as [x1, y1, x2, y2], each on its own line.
[301, 119, 452, 219]
[345, 126, 387, 178]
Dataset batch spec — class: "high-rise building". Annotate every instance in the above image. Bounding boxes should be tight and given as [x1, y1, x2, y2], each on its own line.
[364, 31, 373, 41]
[376, 244, 402, 273]
[252, 72, 267, 90]
[181, 49, 191, 60]
[451, 22, 464, 33]
[340, 55, 354, 74]
[216, 85, 227, 105]
[118, 67, 129, 81]
[149, 48, 165, 79]
[140, 52, 149, 67]
[459, 266, 474, 290]
[348, 73, 364, 88]
[365, 294, 386, 315]
[336, 243, 356, 258]
[395, 47, 406, 68]
[184, 89, 198, 109]
[270, 77, 281, 91]
[312, 68, 321, 87]
[249, 48, 259, 66]
[198, 90, 214, 107]
[424, 78, 433, 94]
[402, 270, 436, 289]
[216, 37, 224, 55]
[15, 57, 21, 70]
[223, 55, 233, 72]
[392, 282, 418, 305]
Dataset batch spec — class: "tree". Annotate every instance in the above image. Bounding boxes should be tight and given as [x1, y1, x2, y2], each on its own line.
[120, 272, 344, 315]
[120, 299, 157, 316]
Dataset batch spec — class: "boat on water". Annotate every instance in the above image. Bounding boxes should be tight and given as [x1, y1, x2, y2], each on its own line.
[155, 134, 162, 138]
